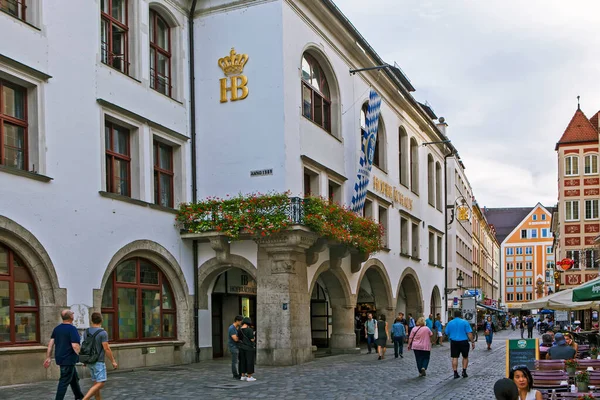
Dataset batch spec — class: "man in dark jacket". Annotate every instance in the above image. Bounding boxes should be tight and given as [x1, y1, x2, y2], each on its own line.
[526, 316, 535, 338]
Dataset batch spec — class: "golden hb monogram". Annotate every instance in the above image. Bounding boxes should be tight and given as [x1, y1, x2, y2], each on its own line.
[218, 48, 249, 103]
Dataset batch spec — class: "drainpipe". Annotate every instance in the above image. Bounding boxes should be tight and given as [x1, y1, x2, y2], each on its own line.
[188, 0, 199, 363]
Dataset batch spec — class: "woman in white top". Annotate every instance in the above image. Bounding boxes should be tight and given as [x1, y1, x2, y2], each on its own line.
[509, 365, 542, 400]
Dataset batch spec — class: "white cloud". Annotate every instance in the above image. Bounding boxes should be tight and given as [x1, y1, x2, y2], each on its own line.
[335, 0, 600, 206]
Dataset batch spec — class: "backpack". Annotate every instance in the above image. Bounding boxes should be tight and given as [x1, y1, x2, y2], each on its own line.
[79, 328, 103, 364]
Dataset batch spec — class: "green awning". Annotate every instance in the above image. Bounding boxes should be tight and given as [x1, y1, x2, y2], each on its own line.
[572, 277, 600, 302]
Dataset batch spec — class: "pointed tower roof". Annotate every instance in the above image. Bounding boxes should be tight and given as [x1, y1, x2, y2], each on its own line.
[589, 111, 600, 130]
[555, 109, 599, 150]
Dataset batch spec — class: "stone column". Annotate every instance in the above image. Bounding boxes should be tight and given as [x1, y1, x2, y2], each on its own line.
[255, 228, 318, 366]
[330, 304, 359, 353]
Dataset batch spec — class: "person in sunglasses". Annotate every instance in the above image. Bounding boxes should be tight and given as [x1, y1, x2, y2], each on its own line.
[509, 365, 542, 400]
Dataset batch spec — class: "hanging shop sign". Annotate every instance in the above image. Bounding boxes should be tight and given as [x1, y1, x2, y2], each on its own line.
[219, 48, 249, 103]
[372, 176, 413, 211]
[456, 205, 471, 222]
[557, 258, 574, 271]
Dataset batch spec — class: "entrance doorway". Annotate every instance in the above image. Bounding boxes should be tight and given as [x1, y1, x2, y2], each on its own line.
[311, 282, 329, 348]
[211, 268, 257, 358]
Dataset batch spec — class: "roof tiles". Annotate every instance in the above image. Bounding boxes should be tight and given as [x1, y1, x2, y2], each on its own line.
[556, 109, 599, 149]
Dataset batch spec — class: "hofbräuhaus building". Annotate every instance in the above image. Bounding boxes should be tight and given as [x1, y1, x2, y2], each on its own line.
[0, 0, 460, 384]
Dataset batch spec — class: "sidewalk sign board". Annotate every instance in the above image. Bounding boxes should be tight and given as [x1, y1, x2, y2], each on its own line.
[506, 339, 539, 377]
[462, 297, 476, 324]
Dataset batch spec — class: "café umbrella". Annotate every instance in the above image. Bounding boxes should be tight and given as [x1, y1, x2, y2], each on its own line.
[572, 277, 600, 302]
[521, 287, 598, 310]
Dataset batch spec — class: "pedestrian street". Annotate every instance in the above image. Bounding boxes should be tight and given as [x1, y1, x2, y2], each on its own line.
[0, 328, 526, 400]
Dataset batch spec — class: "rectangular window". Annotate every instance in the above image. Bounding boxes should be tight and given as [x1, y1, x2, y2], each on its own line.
[328, 180, 342, 204]
[521, 230, 527, 239]
[567, 250, 580, 268]
[565, 156, 579, 176]
[150, 10, 172, 97]
[363, 199, 373, 219]
[547, 246, 553, 254]
[153, 141, 174, 208]
[585, 200, 599, 220]
[506, 277, 514, 286]
[516, 262, 523, 270]
[379, 206, 388, 248]
[526, 277, 532, 285]
[400, 217, 409, 255]
[516, 277, 523, 285]
[525, 262, 532, 270]
[506, 293, 514, 301]
[532, 214, 537, 221]
[428, 232, 435, 264]
[506, 263, 514, 270]
[0, 0, 27, 21]
[526, 293, 533, 301]
[525, 247, 533, 255]
[566, 200, 580, 221]
[506, 248, 514, 255]
[516, 293, 523, 301]
[516, 248, 523, 255]
[101, 0, 130, 74]
[437, 236, 443, 266]
[303, 168, 318, 197]
[411, 222, 419, 258]
[541, 228, 549, 238]
[105, 121, 131, 196]
[530, 229, 537, 239]
[0, 80, 28, 171]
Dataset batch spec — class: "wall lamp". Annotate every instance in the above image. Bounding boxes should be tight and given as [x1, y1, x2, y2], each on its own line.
[422, 140, 451, 147]
[445, 271, 464, 295]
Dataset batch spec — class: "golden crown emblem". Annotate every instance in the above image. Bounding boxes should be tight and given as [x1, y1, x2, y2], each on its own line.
[218, 48, 248, 76]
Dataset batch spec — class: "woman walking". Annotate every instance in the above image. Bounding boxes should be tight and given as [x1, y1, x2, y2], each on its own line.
[238, 317, 256, 382]
[484, 316, 495, 350]
[519, 317, 525, 339]
[391, 316, 406, 358]
[376, 314, 389, 360]
[408, 317, 433, 377]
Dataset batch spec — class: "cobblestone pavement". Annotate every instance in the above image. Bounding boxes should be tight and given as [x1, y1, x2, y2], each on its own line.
[1, 328, 530, 399]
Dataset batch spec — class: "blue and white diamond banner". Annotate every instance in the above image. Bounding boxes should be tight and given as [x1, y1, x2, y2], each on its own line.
[351, 89, 382, 213]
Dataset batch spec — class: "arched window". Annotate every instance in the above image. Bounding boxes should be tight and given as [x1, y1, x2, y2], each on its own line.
[435, 162, 442, 210]
[301, 53, 331, 132]
[0, 243, 39, 345]
[585, 154, 598, 175]
[565, 155, 579, 176]
[427, 154, 434, 206]
[398, 127, 409, 187]
[360, 104, 385, 169]
[101, 258, 176, 341]
[101, 0, 129, 74]
[150, 9, 172, 97]
[410, 138, 419, 194]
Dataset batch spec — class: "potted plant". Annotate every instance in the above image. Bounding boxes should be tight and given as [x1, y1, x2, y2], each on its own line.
[575, 370, 590, 393]
[591, 347, 599, 359]
[577, 394, 595, 400]
[565, 359, 579, 376]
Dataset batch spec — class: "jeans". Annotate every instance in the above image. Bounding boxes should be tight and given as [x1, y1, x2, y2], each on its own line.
[414, 350, 431, 372]
[527, 328, 533, 339]
[230, 346, 239, 377]
[367, 334, 376, 352]
[393, 336, 404, 357]
[55, 365, 84, 400]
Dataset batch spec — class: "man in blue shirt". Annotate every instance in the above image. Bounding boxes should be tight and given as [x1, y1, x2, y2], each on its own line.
[425, 314, 433, 343]
[364, 313, 377, 354]
[228, 315, 243, 379]
[43, 310, 84, 400]
[408, 313, 416, 336]
[445, 310, 475, 379]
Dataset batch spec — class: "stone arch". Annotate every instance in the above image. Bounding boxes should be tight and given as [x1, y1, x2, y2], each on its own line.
[197, 254, 257, 309]
[300, 44, 342, 139]
[309, 261, 356, 351]
[0, 216, 66, 342]
[356, 259, 394, 313]
[430, 285, 442, 318]
[93, 240, 192, 346]
[396, 267, 424, 318]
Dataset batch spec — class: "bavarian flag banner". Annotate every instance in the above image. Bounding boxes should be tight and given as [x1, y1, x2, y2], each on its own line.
[351, 88, 382, 213]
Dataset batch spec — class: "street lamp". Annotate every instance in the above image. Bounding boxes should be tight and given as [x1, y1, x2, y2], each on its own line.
[446, 271, 464, 294]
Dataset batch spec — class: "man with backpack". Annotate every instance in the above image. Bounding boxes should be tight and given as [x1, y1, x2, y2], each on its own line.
[81, 312, 117, 400]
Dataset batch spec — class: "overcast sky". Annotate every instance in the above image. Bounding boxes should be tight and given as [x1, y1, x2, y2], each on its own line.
[336, 0, 600, 208]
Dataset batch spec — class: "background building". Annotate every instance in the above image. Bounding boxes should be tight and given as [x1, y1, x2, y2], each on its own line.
[472, 203, 500, 305]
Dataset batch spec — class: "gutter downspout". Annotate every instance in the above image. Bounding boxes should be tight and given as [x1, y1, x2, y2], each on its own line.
[444, 150, 455, 320]
[188, 0, 199, 363]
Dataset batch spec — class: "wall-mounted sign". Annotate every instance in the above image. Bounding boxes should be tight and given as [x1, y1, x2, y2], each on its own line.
[457, 205, 470, 222]
[557, 258, 574, 271]
[372, 176, 413, 211]
[219, 48, 249, 103]
[250, 168, 273, 177]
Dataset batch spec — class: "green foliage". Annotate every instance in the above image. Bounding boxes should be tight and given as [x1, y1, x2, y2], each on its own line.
[565, 359, 580, 368]
[177, 193, 383, 254]
[575, 370, 590, 383]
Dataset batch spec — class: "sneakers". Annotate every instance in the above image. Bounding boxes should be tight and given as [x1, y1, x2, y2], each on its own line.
[420, 368, 427, 377]
[462, 370, 468, 378]
[453, 371, 460, 379]
[246, 377, 257, 382]
[240, 376, 247, 381]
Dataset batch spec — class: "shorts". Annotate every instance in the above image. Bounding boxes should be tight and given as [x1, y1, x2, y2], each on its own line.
[450, 340, 470, 359]
[437, 330, 443, 337]
[88, 362, 107, 382]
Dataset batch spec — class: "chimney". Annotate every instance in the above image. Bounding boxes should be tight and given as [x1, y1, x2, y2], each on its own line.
[436, 116, 448, 136]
